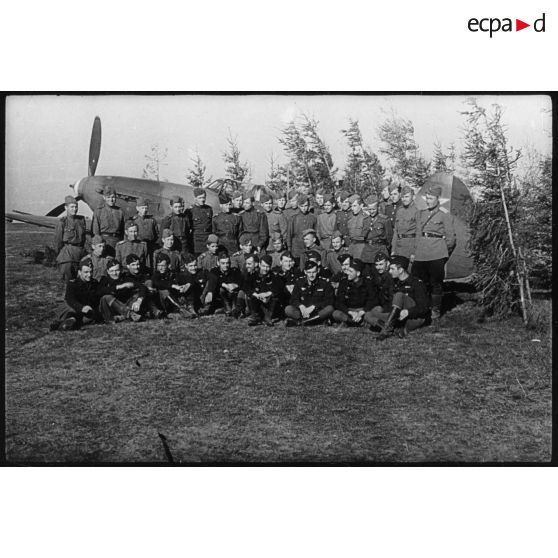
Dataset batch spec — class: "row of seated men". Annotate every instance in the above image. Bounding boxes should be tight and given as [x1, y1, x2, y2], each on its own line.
[49, 240, 430, 341]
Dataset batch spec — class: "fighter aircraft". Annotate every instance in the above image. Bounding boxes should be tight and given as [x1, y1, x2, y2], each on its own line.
[5, 116, 236, 230]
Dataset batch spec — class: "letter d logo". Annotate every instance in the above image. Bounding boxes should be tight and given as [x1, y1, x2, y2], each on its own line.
[534, 13, 546, 32]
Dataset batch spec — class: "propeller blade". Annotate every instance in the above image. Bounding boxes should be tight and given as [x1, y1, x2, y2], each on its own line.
[45, 203, 67, 217]
[88, 116, 102, 176]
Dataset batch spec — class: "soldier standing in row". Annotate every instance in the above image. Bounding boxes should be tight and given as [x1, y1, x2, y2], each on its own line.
[132, 197, 159, 269]
[314, 188, 326, 216]
[190, 188, 213, 256]
[391, 185, 418, 267]
[231, 233, 257, 271]
[324, 231, 350, 282]
[299, 229, 326, 269]
[413, 184, 456, 320]
[261, 192, 288, 250]
[316, 194, 337, 250]
[346, 195, 367, 261]
[283, 191, 299, 223]
[116, 221, 149, 270]
[53, 195, 87, 283]
[361, 194, 392, 268]
[91, 185, 125, 256]
[161, 195, 192, 257]
[88, 235, 110, 281]
[197, 234, 220, 272]
[384, 182, 403, 229]
[212, 193, 241, 255]
[335, 191, 351, 240]
[153, 229, 182, 272]
[231, 191, 244, 214]
[286, 195, 317, 267]
[239, 195, 269, 252]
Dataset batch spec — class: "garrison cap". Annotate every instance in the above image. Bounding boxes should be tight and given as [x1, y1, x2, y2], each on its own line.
[389, 182, 401, 193]
[239, 232, 252, 245]
[246, 253, 259, 263]
[391, 255, 410, 269]
[297, 194, 309, 205]
[306, 250, 321, 262]
[374, 251, 390, 263]
[274, 190, 286, 200]
[338, 190, 350, 201]
[304, 259, 319, 271]
[91, 234, 105, 245]
[401, 185, 413, 196]
[242, 193, 254, 202]
[302, 228, 317, 238]
[260, 254, 273, 267]
[231, 190, 243, 200]
[193, 187, 205, 197]
[125, 220, 138, 230]
[348, 194, 361, 204]
[125, 253, 140, 265]
[260, 192, 272, 203]
[218, 193, 231, 204]
[338, 253, 352, 264]
[182, 253, 196, 264]
[331, 230, 343, 240]
[103, 185, 116, 196]
[79, 257, 93, 269]
[287, 190, 298, 200]
[161, 228, 173, 239]
[105, 257, 119, 269]
[170, 195, 183, 204]
[316, 188, 326, 195]
[348, 259, 364, 273]
[380, 178, 391, 188]
[425, 184, 442, 197]
[281, 250, 294, 259]
[64, 195, 77, 205]
[207, 234, 219, 244]
[323, 194, 335, 204]
[136, 197, 149, 207]
[364, 194, 379, 206]
[156, 252, 171, 265]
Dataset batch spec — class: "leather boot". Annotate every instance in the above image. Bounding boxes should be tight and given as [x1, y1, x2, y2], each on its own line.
[377, 306, 400, 341]
[431, 294, 443, 320]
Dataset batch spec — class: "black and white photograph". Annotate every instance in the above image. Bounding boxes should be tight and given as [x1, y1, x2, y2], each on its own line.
[3, 93, 552, 463]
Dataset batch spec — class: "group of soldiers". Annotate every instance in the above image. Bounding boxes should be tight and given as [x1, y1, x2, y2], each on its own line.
[50, 180, 456, 341]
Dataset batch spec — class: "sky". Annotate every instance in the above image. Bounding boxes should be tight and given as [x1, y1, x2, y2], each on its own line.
[5, 94, 552, 215]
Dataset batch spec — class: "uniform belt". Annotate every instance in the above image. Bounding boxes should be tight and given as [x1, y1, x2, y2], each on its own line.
[350, 239, 365, 244]
[101, 233, 120, 238]
[422, 232, 445, 239]
[64, 242, 82, 246]
[367, 240, 386, 246]
[398, 234, 416, 239]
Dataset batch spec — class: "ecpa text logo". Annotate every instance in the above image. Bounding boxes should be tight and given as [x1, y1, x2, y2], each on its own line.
[468, 13, 546, 37]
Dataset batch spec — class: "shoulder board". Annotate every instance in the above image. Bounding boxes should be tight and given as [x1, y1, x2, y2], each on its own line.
[439, 207, 449, 214]
[117, 240, 126, 244]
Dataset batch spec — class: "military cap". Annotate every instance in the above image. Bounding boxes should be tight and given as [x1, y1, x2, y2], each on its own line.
[161, 228, 173, 239]
[389, 183, 401, 193]
[304, 259, 319, 271]
[331, 230, 343, 240]
[364, 194, 379, 206]
[170, 195, 183, 205]
[287, 190, 298, 200]
[323, 194, 335, 204]
[338, 190, 350, 201]
[302, 228, 317, 238]
[246, 253, 259, 263]
[105, 257, 119, 269]
[182, 253, 196, 264]
[91, 234, 105, 245]
[274, 190, 286, 200]
[136, 197, 149, 207]
[218, 193, 231, 204]
[281, 250, 294, 259]
[125, 253, 140, 265]
[239, 233, 252, 245]
[125, 220, 138, 230]
[316, 188, 326, 195]
[297, 194, 309, 205]
[338, 253, 352, 264]
[156, 252, 171, 265]
[193, 187, 205, 197]
[270, 232, 283, 242]
[242, 193, 254, 202]
[207, 234, 219, 244]
[217, 249, 230, 259]
[64, 195, 77, 205]
[103, 185, 116, 196]
[348, 194, 361, 204]
[380, 178, 391, 188]
[260, 254, 273, 267]
[306, 250, 321, 262]
[425, 184, 442, 197]
[231, 190, 244, 200]
[401, 185, 413, 196]
[374, 251, 390, 263]
[348, 259, 364, 273]
[391, 255, 410, 269]
[260, 192, 272, 203]
[79, 257, 93, 269]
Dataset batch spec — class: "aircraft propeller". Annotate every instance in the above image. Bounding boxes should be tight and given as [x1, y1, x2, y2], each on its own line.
[88, 116, 102, 177]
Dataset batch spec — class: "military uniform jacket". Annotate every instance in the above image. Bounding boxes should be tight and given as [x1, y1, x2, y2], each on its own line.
[91, 205, 125, 238]
[264, 209, 288, 242]
[393, 274, 429, 319]
[151, 269, 174, 292]
[253, 272, 283, 298]
[65, 277, 100, 313]
[299, 244, 327, 269]
[90, 253, 109, 281]
[283, 207, 299, 224]
[240, 270, 258, 296]
[132, 214, 159, 247]
[325, 247, 351, 280]
[239, 207, 269, 250]
[272, 266, 302, 291]
[270, 251, 283, 269]
[175, 269, 211, 298]
[189, 204, 214, 254]
[335, 277, 375, 313]
[290, 277, 335, 309]
[197, 251, 219, 272]
[161, 212, 192, 246]
[208, 267, 243, 292]
[414, 207, 456, 261]
[367, 270, 395, 311]
[54, 215, 86, 264]
[287, 211, 318, 258]
[361, 214, 392, 263]
[317, 211, 337, 242]
[116, 239, 149, 268]
[119, 270, 150, 301]
[153, 248, 182, 273]
[384, 201, 402, 228]
[212, 212, 241, 254]
[334, 209, 350, 239]
[391, 203, 418, 258]
[230, 249, 256, 271]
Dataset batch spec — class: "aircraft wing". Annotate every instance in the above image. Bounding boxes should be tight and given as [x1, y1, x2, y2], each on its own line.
[5, 211, 92, 232]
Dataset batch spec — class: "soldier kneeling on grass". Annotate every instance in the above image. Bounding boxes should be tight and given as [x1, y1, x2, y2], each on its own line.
[332, 258, 375, 328]
[284, 260, 335, 327]
[248, 254, 283, 327]
[50, 257, 102, 331]
[365, 255, 428, 341]
[98, 258, 142, 323]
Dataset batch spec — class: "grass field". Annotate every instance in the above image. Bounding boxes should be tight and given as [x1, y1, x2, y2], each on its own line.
[4, 224, 553, 463]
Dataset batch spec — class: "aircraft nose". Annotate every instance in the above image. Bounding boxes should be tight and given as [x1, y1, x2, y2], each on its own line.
[74, 178, 83, 198]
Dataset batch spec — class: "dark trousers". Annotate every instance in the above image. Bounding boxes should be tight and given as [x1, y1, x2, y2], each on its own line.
[55, 303, 99, 327]
[251, 296, 278, 321]
[284, 304, 334, 324]
[332, 307, 365, 325]
[364, 294, 425, 332]
[412, 258, 446, 297]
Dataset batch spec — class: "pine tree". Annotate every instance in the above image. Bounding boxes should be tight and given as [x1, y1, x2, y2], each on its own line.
[222, 131, 249, 187]
[432, 141, 448, 172]
[142, 144, 168, 182]
[186, 152, 212, 189]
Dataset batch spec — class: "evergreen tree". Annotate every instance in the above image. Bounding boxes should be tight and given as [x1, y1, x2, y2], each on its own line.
[222, 131, 250, 186]
[432, 141, 448, 172]
[142, 144, 168, 182]
[186, 152, 212, 189]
